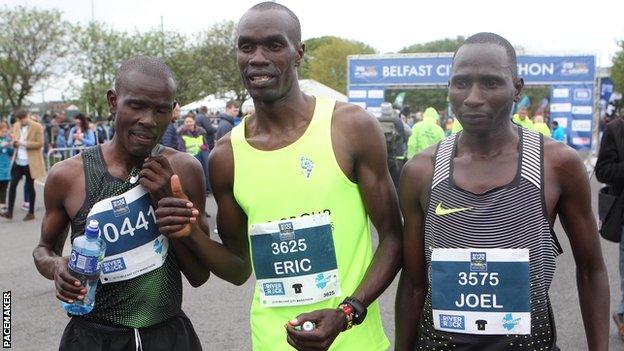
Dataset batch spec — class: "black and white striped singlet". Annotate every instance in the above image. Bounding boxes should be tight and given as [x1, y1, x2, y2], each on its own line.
[416, 127, 563, 351]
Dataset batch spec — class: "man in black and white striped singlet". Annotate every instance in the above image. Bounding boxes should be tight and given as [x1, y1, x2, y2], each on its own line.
[395, 33, 610, 351]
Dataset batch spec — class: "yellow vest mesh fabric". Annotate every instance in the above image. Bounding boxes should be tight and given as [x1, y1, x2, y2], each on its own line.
[230, 97, 390, 351]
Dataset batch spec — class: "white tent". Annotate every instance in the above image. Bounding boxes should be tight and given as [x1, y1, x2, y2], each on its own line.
[181, 79, 347, 113]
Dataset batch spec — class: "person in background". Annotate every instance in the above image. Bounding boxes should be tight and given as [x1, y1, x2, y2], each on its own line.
[67, 113, 96, 149]
[551, 120, 566, 142]
[196, 105, 217, 151]
[532, 115, 551, 137]
[160, 101, 181, 150]
[512, 106, 533, 129]
[407, 107, 445, 158]
[215, 100, 241, 141]
[177, 113, 210, 192]
[0, 110, 46, 221]
[0, 122, 13, 212]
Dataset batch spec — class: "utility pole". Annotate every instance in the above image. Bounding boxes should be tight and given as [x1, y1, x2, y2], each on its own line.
[160, 15, 165, 58]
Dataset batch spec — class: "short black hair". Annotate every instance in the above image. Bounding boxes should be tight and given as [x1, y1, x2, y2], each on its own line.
[114, 56, 176, 94]
[247, 2, 301, 43]
[552, 121, 559, 127]
[453, 32, 518, 79]
[226, 100, 241, 109]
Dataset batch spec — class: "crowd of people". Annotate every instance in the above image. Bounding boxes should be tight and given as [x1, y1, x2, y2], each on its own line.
[0, 2, 621, 350]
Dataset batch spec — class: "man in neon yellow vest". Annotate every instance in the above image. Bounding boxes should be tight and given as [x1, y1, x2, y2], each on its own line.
[512, 106, 533, 129]
[209, 2, 402, 350]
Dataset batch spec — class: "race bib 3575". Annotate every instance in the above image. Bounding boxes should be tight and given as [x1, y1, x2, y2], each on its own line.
[431, 248, 531, 335]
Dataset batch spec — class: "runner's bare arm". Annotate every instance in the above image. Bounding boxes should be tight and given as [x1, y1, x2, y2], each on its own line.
[149, 151, 249, 286]
[287, 104, 403, 349]
[340, 104, 403, 306]
[33, 160, 86, 303]
[207, 136, 252, 285]
[548, 142, 609, 350]
[395, 150, 434, 351]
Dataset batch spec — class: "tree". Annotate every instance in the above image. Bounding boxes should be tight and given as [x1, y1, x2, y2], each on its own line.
[612, 40, 624, 93]
[0, 6, 70, 110]
[195, 21, 248, 104]
[307, 37, 376, 93]
[72, 23, 187, 117]
[399, 36, 465, 54]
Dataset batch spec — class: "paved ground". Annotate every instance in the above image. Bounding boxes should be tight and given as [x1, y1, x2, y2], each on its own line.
[0, 175, 622, 350]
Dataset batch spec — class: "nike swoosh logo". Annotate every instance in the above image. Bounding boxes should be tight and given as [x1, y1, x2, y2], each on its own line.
[435, 203, 472, 216]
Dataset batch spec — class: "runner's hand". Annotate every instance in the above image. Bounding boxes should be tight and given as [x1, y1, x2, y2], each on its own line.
[139, 155, 174, 205]
[155, 174, 198, 239]
[53, 256, 86, 304]
[285, 309, 346, 351]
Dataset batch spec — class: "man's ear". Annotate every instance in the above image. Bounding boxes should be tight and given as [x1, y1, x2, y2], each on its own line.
[513, 78, 524, 102]
[295, 42, 305, 67]
[107, 89, 118, 115]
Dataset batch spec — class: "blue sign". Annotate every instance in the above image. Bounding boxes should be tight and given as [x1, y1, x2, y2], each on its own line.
[550, 84, 594, 150]
[348, 55, 595, 86]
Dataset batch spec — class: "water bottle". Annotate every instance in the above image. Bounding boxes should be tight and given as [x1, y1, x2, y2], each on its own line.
[61, 220, 106, 315]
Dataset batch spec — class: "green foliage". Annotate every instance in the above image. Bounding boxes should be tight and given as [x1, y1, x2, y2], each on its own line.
[612, 40, 624, 93]
[194, 21, 248, 104]
[399, 36, 465, 54]
[0, 6, 70, 111]
[305, 36, 376, 93]
[72, 22, 188, 117]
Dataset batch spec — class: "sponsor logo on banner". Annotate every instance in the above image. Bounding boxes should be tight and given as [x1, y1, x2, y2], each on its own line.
[439, 314, 465, 330]
[554, 118, 568, 128]
[367, 90, 384, 99]
[354, 66, 378, 78]
[571, 106, 592, 115]
[574, 89, 591, 101]
[561, 61, 590, 76]
[552, 88, 570, 98]
[572, 137, 591, 145]
[550, 103, 572, 113]
[348, 90, 367, 99]
[572, 120, 592, 132]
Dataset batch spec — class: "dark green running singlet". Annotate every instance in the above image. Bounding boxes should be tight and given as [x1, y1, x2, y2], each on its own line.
[70, 145, 182, 328]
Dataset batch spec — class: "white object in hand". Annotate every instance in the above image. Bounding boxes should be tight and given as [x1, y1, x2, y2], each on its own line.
[302, 321, 315, 331]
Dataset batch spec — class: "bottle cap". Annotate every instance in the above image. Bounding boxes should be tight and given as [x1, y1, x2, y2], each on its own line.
[85, 220, 100, 239]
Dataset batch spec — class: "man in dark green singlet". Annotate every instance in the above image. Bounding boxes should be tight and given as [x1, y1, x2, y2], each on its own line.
[33, 56, 249, 350]
[396, 32, 609, 351]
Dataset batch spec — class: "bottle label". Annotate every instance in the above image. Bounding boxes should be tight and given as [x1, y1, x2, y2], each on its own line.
[68, 249, 100, 275]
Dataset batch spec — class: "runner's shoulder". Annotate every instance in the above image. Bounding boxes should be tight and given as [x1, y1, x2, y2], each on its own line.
[405, 143, 437, 176]
[543, 138, 585, 174]
[45, 153, 84, 191]
[333, 101, 379, 132]
[161, 146, 203, 175]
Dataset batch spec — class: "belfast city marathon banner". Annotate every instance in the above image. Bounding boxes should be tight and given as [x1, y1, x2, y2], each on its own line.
[347, 54, 596, 150]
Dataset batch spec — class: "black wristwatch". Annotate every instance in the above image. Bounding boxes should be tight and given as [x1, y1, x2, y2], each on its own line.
[341, 297, 367, 325]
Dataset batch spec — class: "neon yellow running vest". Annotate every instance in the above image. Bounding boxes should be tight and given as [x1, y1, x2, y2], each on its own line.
[231, 97, 389, 351]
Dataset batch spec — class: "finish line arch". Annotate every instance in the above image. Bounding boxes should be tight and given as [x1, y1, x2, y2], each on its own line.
[347, 53, 597, 150]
